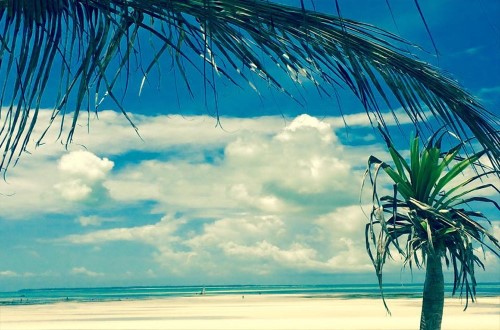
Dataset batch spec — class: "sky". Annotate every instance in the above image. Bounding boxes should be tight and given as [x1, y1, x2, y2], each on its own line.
[0, 0, 499, 291]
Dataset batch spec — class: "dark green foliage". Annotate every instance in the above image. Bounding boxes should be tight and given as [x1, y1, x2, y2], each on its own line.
[363, 128, 499, 328]
[0, 1, 499, 172]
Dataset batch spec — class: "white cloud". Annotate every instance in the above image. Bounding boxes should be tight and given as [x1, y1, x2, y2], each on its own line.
[105, 114, 363, 218]
[77, 215, 120, 227]
[0, 270, 18, 277]
[37, 111, 291, 156]
[61, 209, 374, 277]
[42, 113, 389, 278]
[0, 149, 115, 218]
[58, 150, 113, 181]
[0, 270, 35, 278]
[0, 111, 387, 220]
[325, 108, 427, 128]
[276, 114, 335, 143]
[78, 216, 103, 227]
[6, 111, 456, 280]
[55, 179, 93, 201]
[187, 215, 285, 248]
[0, 112, 310, 219]
[64, 215, 183, 245]
[55, 150, 114, 202]
[71, 267, 103, 277]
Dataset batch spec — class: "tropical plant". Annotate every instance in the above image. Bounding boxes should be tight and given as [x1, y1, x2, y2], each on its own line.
[0, 1, 499, 173]
[363, 129, 500, 330]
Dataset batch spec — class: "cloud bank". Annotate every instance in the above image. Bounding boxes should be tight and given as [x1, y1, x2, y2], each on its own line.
[1, 111, 497, 286]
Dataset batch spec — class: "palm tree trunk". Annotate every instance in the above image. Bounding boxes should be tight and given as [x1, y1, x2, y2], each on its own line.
[420, 251, 444, 330]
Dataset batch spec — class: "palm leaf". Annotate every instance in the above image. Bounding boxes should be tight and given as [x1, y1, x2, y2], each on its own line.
[431, 150, 485, 204]
[0, 0, 499, 172]
[363, 131, 499, 312]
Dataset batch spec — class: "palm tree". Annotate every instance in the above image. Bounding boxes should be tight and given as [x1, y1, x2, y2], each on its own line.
[363, 129, 499, 330]
[0, 1, 499, 172]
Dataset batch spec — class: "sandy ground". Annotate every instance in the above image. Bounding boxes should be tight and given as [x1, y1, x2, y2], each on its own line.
[0, 295, 498, 330]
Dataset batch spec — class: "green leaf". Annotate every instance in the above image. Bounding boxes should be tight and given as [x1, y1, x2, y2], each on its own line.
[432, 151, 484, 204]
[364, 131, 500, 312]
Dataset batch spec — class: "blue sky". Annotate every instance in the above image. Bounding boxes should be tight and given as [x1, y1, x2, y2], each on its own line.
[0, 1, 499, 291]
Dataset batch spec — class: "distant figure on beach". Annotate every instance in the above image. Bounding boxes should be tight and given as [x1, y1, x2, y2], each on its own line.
[200, 287, 206, 295]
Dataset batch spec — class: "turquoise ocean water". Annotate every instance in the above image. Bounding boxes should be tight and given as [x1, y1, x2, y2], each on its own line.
[1, 283, 499, 305]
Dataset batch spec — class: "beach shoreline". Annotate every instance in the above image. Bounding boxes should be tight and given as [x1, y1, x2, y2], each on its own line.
[1, 294, 498, 330]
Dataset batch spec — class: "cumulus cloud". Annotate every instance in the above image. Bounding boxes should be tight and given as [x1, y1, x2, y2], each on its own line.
[223, 241, 322, 270]
[58, 150, 113, 180]
[55, 150, 114, 202]
[55, 179, 93, 201]
[61, 210, 374, 278]
[0, 111, 381, 219]
[276, 114, 335, 143]
[47, 114, 388, 279]
[106, 114, 362, 218]
[8, 111, 460, 281]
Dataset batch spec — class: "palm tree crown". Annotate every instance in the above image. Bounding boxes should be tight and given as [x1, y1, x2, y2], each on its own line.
[0, 0, 499, 172]
[363, 128, 499, 328]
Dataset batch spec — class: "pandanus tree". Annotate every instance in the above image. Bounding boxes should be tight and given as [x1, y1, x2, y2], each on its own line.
[364, 129, 500, 330]
[0, 0, 499, 173]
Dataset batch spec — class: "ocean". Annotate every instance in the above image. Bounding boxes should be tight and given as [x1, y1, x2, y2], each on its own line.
[1, 283, 499, 306]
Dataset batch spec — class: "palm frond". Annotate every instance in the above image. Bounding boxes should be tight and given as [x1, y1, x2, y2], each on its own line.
[0, 0, 499, 172]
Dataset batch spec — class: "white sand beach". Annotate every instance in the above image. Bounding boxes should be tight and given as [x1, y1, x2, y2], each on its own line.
[0, 295, 498, 330]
